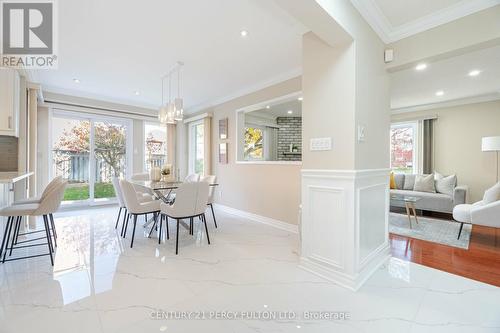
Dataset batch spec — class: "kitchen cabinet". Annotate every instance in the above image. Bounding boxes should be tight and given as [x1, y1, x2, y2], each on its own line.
[0, 68, 20, 137]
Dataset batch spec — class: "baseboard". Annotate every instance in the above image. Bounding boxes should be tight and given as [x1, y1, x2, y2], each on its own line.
[214, 204, 299, 234]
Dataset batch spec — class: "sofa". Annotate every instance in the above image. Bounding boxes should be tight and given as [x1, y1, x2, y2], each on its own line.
[390, 173, 468, 214]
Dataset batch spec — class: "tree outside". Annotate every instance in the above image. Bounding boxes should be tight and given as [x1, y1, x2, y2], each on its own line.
[53, 120, 126, 200]
[244, 127, 263, 160]
[390, 125, 414, 174]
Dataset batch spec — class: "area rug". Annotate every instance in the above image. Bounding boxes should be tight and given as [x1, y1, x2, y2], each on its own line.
[389, 212, 472, 249]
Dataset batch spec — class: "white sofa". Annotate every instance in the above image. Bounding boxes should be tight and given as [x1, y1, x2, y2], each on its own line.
[453, 183, 500, 239]
[390, 174, 468, 214]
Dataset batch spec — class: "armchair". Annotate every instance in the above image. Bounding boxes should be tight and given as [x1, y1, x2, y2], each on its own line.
[453, 199, 500, 239]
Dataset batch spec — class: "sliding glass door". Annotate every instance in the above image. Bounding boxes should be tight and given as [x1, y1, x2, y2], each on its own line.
[51, 111, 131, 205]
[188, 120, 205, 175]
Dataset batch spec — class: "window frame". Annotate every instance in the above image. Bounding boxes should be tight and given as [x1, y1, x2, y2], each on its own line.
[143, 121, 168, 172]
[390, 121, 419, 174]
[188, 119, 205, 175]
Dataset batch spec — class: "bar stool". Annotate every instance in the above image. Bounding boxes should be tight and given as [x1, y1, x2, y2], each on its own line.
[0, 181, 67, 266]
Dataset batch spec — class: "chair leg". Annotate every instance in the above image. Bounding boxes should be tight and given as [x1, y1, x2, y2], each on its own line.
[202, 214, 210, 245]
[120, 209, 128, 236]
[189, 217, 193, 235]
[457, 222, 464, 240]
[130, 215, 137, 248]
[123, 214, 130, 238]
[158, 214, 163, 244]
[12, 216, 21, 246]
[209, 204, 217, 228]
[148, 213, 158, 238]
[49, 214, 57, 247]
[175, 219, 180, 255]
[0, 216, 12, 259]
[2, 217, 14, 262]
[42, 215, 54, 266]
[9, 216, 21, 256]
[166, 216, 169, 240]
[115, 207, 122, 229]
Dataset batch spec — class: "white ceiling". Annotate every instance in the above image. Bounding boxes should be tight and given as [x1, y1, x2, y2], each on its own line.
[34, 0, 306, 112]
[251, 98, 302, 118]
[350, 0, 500, 43]
[390, 45, 500, 110]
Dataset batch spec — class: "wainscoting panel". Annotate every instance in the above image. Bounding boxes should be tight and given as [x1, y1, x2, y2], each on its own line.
[301, 169, 390, 291]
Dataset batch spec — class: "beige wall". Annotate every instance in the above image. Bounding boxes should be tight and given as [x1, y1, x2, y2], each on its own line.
[392, 100, 500, 202]
[182, 77, 302, 225]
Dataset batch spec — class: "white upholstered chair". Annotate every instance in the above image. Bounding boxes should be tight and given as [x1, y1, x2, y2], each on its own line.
[453, 182, 500, 239]
[0, 181, 67, 265]
[13, 176, 62, 205]
[120, 179, 161, 248]
[159, 182, 210, 254]
[200, 175, 217, 228]
[184, 174, 200, 183]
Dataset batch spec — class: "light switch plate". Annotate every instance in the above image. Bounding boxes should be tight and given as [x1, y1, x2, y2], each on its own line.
[358, 125, 365, 142]
[310, 137, 332, 151]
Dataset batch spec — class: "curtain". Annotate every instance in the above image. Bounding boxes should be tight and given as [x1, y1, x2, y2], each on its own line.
[203, 116, 212, 176]
[422, 119, 434, 174]
[166, 123, 176, 177]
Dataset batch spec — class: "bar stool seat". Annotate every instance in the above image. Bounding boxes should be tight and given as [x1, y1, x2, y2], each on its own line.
[0, 203, 39, 216]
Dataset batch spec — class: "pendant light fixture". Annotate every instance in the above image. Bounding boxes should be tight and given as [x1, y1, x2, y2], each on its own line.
[158, 61, 184, 124]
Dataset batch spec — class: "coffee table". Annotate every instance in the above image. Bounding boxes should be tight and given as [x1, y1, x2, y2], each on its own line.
[391, 195, 421, 229]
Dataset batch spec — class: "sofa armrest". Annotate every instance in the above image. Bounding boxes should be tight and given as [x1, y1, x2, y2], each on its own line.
[471, 200, 500, 228]
[453, 185, 468, 205]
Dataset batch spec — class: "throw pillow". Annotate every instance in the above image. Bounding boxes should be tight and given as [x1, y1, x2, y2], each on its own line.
[434, 172, 457, 196]
[403, 174, 416, 190]
[483, 182, 500, 204]
[394, 174, 405, 190]
[390, 172, 396, 189]
[413, 174, 436, 193]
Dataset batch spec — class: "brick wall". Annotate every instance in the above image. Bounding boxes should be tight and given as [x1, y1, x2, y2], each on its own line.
[0, 136, 18, 171]
[277, 117, 302, 161]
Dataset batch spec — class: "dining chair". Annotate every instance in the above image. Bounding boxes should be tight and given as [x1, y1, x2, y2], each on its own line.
[0, 181, 67, 266]
[184, 174, 200, 183]
[119, 179, 161, 248]
[131, 172, 155, 198]
[159, 182, 210, 254]
[200, 175, 218, 228]
[11, 176, 63, 243]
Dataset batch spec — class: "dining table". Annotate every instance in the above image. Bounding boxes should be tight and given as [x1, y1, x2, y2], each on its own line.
[130, 179, 219, 228]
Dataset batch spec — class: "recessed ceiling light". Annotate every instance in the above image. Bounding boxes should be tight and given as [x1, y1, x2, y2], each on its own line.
[298, 97, 303, 101]
[415, 63, 427, 71]
[468, 70, 481, 77]
[240, 30, 248, 37]
[435, 90, 444, 96]
[265, 105, 270, 109]
[134, 91, 140, 96]
[296, 325, 301, 329]
[73, 78, 80, 83]
[287, 110, 293, 114]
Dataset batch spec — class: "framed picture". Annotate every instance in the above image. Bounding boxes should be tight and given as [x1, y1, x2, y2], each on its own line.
[219, 118, 228, 140]
[219, 143, 228, 164]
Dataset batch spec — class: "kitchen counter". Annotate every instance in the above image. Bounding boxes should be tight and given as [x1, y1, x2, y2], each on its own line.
[0, 171, 34, 184]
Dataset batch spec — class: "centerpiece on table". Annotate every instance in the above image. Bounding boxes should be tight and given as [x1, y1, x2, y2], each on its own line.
[161, 164, 173, 182]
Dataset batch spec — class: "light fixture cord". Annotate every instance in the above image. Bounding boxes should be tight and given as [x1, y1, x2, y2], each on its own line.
[168, 74, 172, 103]
[177, 66, 181, 98]
[161, 77, 164, 105]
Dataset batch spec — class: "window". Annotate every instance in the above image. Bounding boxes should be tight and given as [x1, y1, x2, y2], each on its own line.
[244, 127, 264, 160]
[390, 122, 418, 174]
[51, 111, 132, 205]
[188, 120, 204, 174]
[144, 122, 167, 171]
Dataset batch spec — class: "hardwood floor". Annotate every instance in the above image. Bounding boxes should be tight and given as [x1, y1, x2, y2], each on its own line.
[390, 225, 500, 287]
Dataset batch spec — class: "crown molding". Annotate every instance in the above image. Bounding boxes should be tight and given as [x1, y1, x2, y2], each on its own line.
[391, 92, 500, 114]
[351, 0, 500, 44]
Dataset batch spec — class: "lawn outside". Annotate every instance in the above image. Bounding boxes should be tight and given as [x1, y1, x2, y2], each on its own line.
[63, 182, 116, 201]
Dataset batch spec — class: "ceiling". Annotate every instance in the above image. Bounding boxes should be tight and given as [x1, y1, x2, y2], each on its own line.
[390, 45, 500, 110]
[34, 0, 306, 112]
[250, 98, 302, 118]
[350, 0, 500, 43]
